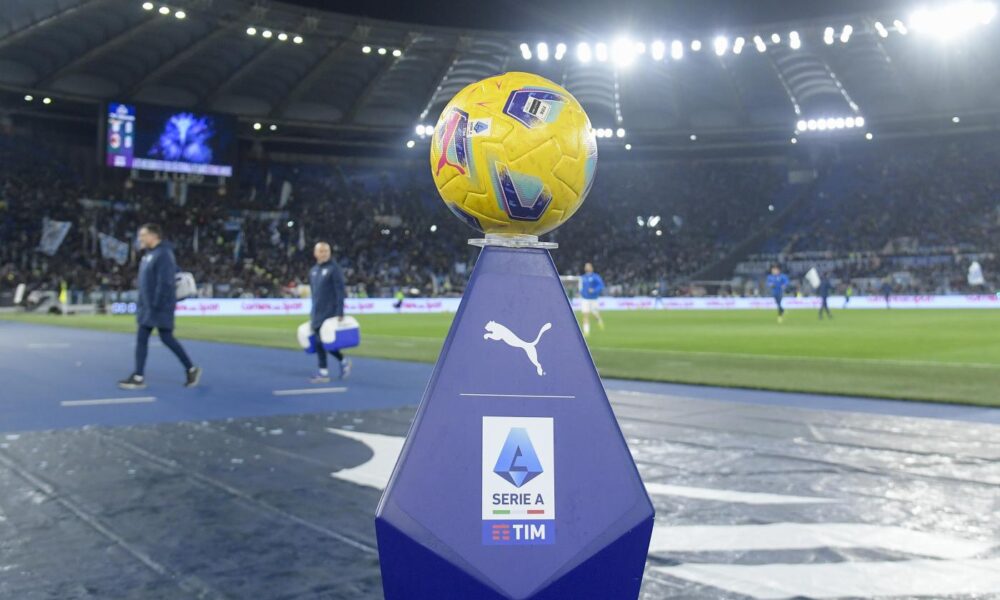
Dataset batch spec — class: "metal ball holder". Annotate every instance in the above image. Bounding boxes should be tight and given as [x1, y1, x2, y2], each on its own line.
[375, 223, 655, 597]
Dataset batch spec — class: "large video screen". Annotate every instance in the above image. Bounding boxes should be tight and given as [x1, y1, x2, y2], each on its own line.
[104, 102, 235, 177]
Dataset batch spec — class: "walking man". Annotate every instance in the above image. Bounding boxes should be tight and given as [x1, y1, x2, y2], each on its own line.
[309, 242, 351, 382]
[119, 224, 200, 389]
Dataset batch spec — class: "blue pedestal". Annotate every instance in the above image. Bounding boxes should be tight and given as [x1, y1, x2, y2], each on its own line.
[376, 246, 654, 600]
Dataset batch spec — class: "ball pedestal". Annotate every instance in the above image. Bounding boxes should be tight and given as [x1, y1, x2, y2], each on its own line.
[375, 240, 654, 599]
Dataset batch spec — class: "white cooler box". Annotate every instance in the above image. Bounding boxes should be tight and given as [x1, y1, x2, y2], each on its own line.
[297, 316, 361, 353]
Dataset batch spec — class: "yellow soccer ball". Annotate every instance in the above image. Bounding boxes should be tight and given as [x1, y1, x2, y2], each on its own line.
[429, 72, 597, 237]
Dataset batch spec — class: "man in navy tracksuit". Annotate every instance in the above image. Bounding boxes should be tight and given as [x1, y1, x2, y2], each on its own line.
[766, 265, 790, 323]
[309, 242, 351, 383]
[119, 224, 200, 389]
[579, 262, 605, 337]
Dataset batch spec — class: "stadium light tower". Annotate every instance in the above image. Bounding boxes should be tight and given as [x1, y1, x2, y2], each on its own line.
[713, 36, 729, 56]
[671, 40, 684, 59]
[651, 40, 666, 60]
[910, 2, 997, 40]
[537, 42, 549, 61]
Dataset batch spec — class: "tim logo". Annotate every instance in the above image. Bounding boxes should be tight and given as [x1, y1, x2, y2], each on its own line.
[484, 321, 551, 375]
[483, 522, 553, 545]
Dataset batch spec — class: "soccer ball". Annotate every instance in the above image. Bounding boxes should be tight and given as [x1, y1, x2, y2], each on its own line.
[429, 72, 597, 237]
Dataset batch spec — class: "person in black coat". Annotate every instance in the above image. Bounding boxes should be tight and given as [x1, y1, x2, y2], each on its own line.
[308, 241, 351, 382]
[119, 223, 201, 389]
[818, 275, 833, 320]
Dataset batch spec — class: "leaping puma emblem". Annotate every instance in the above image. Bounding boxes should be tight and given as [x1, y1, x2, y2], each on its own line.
[483, 321, 552, 376]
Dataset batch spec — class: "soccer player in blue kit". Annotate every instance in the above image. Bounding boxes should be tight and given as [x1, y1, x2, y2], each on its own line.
[766, 265, 790, 323]
[308, 242, 351, 383]
[580, 262, 605, 336]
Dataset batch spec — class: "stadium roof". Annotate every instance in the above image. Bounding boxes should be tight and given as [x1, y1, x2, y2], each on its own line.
[1, 0, 999, 151]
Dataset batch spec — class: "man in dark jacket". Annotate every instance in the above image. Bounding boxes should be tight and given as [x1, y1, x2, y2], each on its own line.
[818, 275, 833, 320]
[119, 224, 201, 389]
[309, 241, 351, 382]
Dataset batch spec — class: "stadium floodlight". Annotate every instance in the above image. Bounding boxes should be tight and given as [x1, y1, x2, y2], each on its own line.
[262, 30, 273, 38]
[142, 2, 154, 9]
[577, 42, 592, 63]
[817, 119, 828, 131]
[840, 24, 853, 43]
[294, 35, 304, 44]
[835, 117, 846, 129]
[278, 32, 288, 41]
[42, 97, 52, 104]
[604, 128, 613, 137]
[807, 119, 817, 130]
[269, 124, 277, 131]
[791, 137, 797, 144]
[824, 26, 835, 44]
[625, 143, 632, 150]
[362, 45, 371, 53]
[377, 47, 387, 55]
[953, 115, 961, 123]
[430, 224, 437, 232]
[594, 129, 603, 138]
[247, 26, 257, 35]
[826, 117, 838, 129]
[910, 2, 996, 40]
[555, 43, 567, 60]
[537, 42, 549, 61]
[595, 42, 608, 62]
[855, 116, 865, 127]
[252, 122, 262, 130]
[651, 40, 666, 60]
[636, 216, 645, 227]
[406, 140, 415, 148]
[635, 41, 646, 54]
[648, 215, 661, 227]
[612, 38, 636, 66]
[789, 30, 801, 49]
[771, 33, 781, 43]
[894, 19, 908, 34]
[671, 40, 684, 59]
[24, 94, 33, 102]
[846, 116, 856, 128]
[616, 128, 625, 138]
[753, 35, 766, 52]
[415, 125, 425, 136]
[656, 229, 663, 236]
[875, 21, 889, 37]
[796, 119, 807, 131]
[732, 36, 745, 54]
[158, 6, 170, 15]
[713, 36, 728, 56]
[689, 133, 697, 141]
[174, 10, 185, 19]
[690, 39, 702, 51]
[865, 132, 873, 140]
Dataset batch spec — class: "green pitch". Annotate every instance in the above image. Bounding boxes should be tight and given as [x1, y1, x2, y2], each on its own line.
[5, 309, 1000, 407]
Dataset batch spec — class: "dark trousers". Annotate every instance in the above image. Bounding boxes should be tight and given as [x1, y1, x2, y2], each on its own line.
[313, 328, 344, 369]
[135, 325, 193, 376]
[819, 297, 832, 319]
[773, 295, 784, 316]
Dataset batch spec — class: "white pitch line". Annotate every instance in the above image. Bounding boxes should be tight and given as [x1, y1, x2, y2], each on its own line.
[645, 482, 837, 505]
[61, 397, 156, 407]
[648, 523, 994, 559]
[28, 342, 71, 349]
[652, 558, 1000, 599]
[272, 387, 348, 396]
[460, 393, 576, 399]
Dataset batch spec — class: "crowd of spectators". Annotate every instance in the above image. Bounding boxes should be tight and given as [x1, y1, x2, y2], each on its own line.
[1, 129, 996, 302]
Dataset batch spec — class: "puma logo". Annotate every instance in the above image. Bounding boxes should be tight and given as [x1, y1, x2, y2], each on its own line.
[483, 321, 552, 376]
